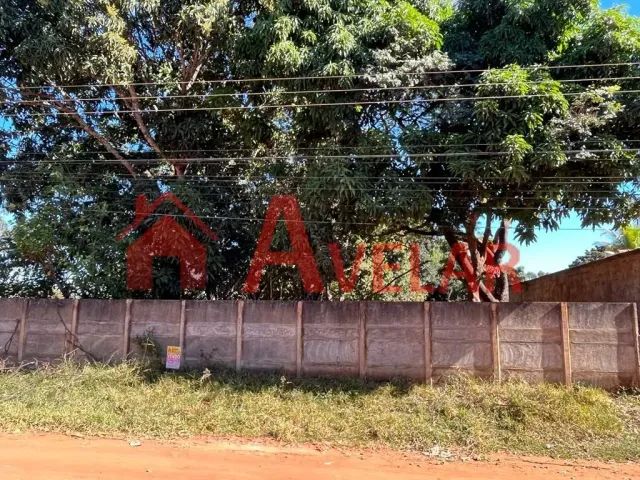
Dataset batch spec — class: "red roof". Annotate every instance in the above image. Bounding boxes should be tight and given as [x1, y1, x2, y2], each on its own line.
[116, 193, 218, 242]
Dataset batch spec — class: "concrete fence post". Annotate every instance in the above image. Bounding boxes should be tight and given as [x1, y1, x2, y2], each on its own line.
[490, 303, 501, 382]
[179, 300, 187, 357]
[358, 303, 367, 379]
[235, 300, 244, 371]
[122, 299, 132, 360]
[560, 302, 572, 386]
[16, 299, 29, 363]
[632, 303, 640, 388]
[423, 302, 432, 384]
[296, 302, 303, 378]
[65, 299, 80, 355]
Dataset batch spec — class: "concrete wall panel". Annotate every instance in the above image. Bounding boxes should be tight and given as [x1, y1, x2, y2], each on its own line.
[499, 303, 561, 329]
[184, 301, 237, 368]
[500, 343, 563, 370]
[23, 299, 73, 362]
[0, 299, 27, 362]
[302, 302, 359, 376]
[498, 303, 564, 383]
[364, 302, 424, 379]
[569, 303, 635, 330]
[431, 303, 492, 378]
[75, 300, 125, 362]
[568, 303, 637, 387]
[241, 301, 297, 372]
[129, 300, 181, 362]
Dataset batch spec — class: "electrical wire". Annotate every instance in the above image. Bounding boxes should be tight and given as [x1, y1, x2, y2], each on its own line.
[3, 89, 640, 118]
[0, 171, 638, 181]
[1, 149, 638, 166]
[3, 61, 639, 91]
[4, 74, 640, 105]
[10, 139, 640, 157]
[18, 209, 631, 226]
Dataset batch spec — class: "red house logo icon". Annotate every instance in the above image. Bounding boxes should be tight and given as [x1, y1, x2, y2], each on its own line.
[116, 193, 218, 292]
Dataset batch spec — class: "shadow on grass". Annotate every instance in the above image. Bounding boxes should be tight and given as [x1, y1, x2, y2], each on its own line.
[175, 364, 418, 397]
[98, 356, 419, 397]
[4, 358, 412, 396]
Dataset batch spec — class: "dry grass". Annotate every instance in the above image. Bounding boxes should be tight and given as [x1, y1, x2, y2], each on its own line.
[0, 361, 638, 460]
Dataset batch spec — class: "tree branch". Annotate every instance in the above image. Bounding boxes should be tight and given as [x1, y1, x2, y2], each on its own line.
[479, 281, 499, 302]
[466, 213, 479, 271]
[118, 85, 176, 175]
[56, 309, 99, 362]
[2, 319, 20, 355]
[493, 218, 512, 264]
[181, 41, 209, 94]
[481, 211, 494, 254]
[442, 226, 481, 302]
[56, 101, 137, 177]
[23, 88, 136, 177]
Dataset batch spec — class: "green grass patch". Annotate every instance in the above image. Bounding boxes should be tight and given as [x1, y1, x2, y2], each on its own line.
[0, 361, 638, 460]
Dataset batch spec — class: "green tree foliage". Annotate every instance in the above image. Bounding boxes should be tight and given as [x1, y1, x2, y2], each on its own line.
[599, 224, 640, 251]
[515, 266, 547, 281]
[569, 224, 640, 268]
[394, 1, 640, 300]
[621, 225, 640, 249]
[0, 0, 639, 301]
[569, 245, 613, 268]
[444, 0, 595, 66]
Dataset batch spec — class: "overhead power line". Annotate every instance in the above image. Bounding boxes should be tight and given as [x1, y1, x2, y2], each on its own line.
[1, 170, 638, 181]
[2, 61, 639, 91]
[24, 209, 632, 226]
[0, 190, 633, 207]
[4, 74, 640, 105]
[3, 172, 637, 191]
[1, 177, 637, 190]
[1, 149, 638, 165]
[5, 89, 640, 118]
[10, 139, 640, 157]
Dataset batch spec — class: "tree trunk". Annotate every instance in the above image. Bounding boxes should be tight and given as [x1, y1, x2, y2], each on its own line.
[442, 219, 512, 303]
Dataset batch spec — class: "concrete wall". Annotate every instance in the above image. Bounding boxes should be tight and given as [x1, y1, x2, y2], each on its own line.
[514, 250, 640, 303]
[0, 299, 26, 362]
[0, 299, 638, 389]
[568, 303, 638, 389]
[302, 302, 359, 377]
[431, 303, 493, 381]
[498, 303, 564, 383]
[22, 299, 74, 363]
[128, 300, 181, 364]
[184, 301, 237, 369]
[76, 300, 126, 362]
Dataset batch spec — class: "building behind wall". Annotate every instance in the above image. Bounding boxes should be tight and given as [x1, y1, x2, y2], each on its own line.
[513, 249, 640, 303]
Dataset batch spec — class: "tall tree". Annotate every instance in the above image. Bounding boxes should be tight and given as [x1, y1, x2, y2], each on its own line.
[0, 0, 451, 299]
[386, 1, 640, 301]
[0, 0, 639, 301]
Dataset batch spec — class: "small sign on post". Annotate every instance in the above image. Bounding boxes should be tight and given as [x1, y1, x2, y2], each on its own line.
[166, 346, 182, 370]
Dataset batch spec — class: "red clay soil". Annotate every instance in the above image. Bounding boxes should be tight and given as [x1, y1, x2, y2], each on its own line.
[0, 433, 638, 480]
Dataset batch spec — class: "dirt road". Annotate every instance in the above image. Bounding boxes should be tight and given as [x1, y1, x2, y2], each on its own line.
[0, 433, 638, 480]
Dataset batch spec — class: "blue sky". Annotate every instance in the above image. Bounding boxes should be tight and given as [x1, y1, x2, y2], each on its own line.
[602, 0, 640, 13]
[516, 215, 612, 274]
